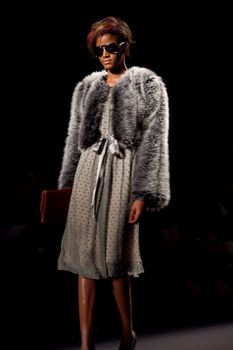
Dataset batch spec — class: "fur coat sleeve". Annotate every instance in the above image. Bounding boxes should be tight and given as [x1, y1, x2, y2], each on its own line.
[57, 81, 83, 189]
[131, 72, 170, 210]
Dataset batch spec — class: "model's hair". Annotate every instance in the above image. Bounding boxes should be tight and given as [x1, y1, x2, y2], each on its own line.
[87, 16, 134, 57]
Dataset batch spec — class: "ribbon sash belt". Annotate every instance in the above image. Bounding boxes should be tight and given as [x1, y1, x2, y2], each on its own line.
[91, 135, 123, 218]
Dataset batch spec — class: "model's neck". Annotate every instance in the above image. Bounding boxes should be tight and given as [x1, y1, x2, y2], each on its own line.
[106, 66, 127, 87]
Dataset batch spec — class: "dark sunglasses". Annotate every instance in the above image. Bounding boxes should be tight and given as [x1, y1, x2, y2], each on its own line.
[94, 42, 125, 57]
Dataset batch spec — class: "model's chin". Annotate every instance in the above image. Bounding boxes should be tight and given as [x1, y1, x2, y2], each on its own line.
[102, 62, 112, 69]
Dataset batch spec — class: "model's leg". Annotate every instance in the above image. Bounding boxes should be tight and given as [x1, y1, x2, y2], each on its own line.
[112, 276, 136, 349]
[78, 276, 97, 350]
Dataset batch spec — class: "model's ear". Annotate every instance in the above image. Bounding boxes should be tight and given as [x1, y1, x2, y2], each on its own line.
[122, 42, 129, 56]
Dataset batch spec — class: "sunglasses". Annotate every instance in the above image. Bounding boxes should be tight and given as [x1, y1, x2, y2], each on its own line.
[94, 42, 125, 57]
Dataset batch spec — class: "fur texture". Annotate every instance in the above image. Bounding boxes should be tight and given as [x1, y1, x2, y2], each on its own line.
[58, 66, 170, 210]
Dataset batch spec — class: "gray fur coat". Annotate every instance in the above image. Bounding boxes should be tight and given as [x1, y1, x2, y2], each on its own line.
[58, 66, 170, 210]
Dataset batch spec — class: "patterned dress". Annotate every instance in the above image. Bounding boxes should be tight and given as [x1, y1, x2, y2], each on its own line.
[58, 92, 144, 279]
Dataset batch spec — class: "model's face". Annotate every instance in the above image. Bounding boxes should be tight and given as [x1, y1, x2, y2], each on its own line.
[95, 34, 126, 72]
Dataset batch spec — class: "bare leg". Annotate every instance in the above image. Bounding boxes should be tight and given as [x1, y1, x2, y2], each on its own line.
[112, 276, 136, 349]
[78, 276, 97, 350]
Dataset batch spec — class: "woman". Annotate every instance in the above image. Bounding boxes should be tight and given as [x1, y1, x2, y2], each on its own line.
[57, 16, 170, 350]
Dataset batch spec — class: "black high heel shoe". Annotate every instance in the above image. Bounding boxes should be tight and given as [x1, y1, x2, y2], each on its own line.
[118, 331, 137, 350]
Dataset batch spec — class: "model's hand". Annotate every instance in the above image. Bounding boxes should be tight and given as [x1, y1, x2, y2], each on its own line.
[128, 199, 145, 224]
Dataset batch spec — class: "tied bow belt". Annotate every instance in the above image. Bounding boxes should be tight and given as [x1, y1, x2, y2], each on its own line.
[91, 135, 124, 218]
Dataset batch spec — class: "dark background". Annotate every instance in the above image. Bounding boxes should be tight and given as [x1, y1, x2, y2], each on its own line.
[1, 2, 232, 349]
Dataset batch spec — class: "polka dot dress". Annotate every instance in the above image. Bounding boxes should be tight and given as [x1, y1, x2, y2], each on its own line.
[58, 93, 144, 279]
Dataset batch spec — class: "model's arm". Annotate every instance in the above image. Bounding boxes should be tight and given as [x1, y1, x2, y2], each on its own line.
[58, 82, 83, 189]
[131, 75, 170, 211]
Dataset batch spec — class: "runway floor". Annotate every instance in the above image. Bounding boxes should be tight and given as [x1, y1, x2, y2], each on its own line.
[34, 321, 233, 350]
